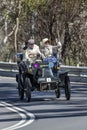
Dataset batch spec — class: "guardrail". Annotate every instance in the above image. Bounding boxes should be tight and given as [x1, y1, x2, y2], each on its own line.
[0, 61, 18, 70]
[0, 61, 87, 83]
[61, 65, 87, 83]
[0, 61, 18, 77]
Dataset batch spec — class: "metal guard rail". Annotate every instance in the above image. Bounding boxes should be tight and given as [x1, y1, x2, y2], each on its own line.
[0, 62, 87, 83]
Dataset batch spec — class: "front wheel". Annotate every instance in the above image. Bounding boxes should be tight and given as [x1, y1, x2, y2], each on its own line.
[25, 78, 32, 102]
[65, 76, 71, 100]
[18, 74, 24, 100]
[55, 88, 60, 98]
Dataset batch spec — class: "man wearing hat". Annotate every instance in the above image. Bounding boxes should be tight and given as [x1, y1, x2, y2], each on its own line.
[24, 39, 43, 63]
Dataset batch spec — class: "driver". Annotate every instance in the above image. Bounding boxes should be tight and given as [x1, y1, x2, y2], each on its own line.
[24, 39, 44, 63]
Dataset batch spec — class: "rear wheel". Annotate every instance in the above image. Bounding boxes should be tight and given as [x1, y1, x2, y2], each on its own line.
[65, 76, 71, 100]
[25, 78, 31, 102]
[18, 74, 24, 100]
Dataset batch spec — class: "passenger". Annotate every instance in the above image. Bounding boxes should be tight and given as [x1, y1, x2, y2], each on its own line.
[40, 38, 52, 57]
[40, 38, 62, 58]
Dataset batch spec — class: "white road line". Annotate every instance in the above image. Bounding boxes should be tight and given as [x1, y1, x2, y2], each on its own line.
[0, 101, 35, 130]
[0, 76, 15, 79]
[0, 103, 26, 130]
[71, 82, 87, 85]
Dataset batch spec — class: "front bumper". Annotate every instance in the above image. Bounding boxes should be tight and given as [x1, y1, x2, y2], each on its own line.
[38, 77, 58, 84]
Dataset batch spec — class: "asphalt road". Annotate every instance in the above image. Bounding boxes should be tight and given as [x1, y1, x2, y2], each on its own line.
[0, 76, 87, 130]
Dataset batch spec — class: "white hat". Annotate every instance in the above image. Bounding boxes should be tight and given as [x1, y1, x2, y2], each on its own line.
[42, 38, 50, 44]
[28, 39, 35, 44]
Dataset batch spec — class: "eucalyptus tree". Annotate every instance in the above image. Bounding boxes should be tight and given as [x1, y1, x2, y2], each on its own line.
[69, 0, 87, 65]
[0, 0, 87, 65]
[0, 0, 23, 61]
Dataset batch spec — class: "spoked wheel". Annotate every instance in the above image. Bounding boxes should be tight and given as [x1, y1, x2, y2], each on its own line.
[25, 77, 31, 102]
[55, 88, 60, 98]
[18, 74, 24, 100]
[65, 76, 71, 100]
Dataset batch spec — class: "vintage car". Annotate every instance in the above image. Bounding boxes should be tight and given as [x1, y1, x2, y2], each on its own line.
[16, 53, 71, 102]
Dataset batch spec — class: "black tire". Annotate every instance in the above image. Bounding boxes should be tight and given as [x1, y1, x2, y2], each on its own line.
[55, 88, 60, 98]
[18, 74, 24, 100]
[65, 76, 71, 100]
[25, 78, 31, 102]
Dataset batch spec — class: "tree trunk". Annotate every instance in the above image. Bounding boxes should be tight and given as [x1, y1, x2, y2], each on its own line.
[62, 22, 71, 59]
[14, 17, 19, 54]
[14, 0, 22, 61]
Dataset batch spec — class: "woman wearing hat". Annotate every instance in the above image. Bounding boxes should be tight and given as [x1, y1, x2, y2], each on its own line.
[40, 38, 62, 58]
[40, 38, 53, 57]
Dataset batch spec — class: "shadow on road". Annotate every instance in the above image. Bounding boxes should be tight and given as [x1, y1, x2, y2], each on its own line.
[0, 82, 87, 120]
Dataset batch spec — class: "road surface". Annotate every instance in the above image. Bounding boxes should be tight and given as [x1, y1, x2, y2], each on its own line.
[0, 76, 87, 130]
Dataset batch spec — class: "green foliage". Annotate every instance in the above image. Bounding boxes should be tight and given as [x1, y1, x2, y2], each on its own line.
[0, 42, 14, 62]
[0, 0, 87, 65]
[23, 0, 47, 11]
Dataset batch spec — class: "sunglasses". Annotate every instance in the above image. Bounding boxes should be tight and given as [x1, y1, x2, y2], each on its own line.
[29, 43, 34, 45]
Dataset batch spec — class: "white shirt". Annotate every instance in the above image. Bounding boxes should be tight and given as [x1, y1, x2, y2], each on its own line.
[42, 43, 62, 58]
[44, 45, 53, 57]
[24, 44, 42, 63]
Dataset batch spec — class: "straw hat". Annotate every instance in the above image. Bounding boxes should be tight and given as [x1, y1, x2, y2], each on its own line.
[42, 38, 50, 44]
